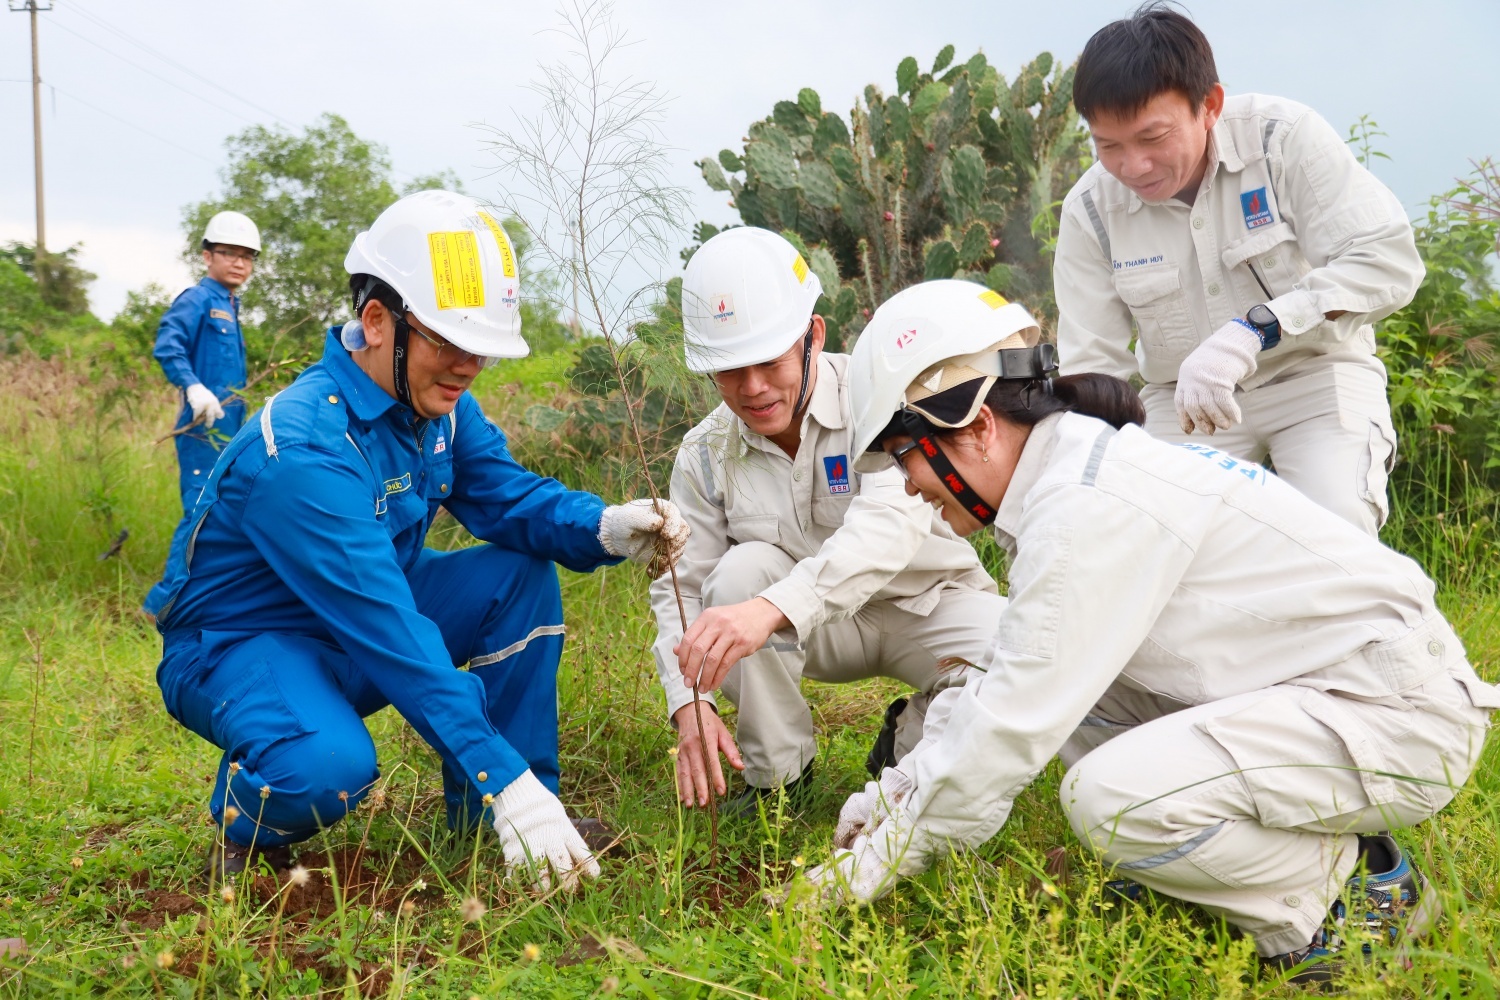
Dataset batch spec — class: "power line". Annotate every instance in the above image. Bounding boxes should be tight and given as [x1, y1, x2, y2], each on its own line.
[44, 15, 263, 126]
[60, 2, 295, 127]
[6, 74, 215, 162]
[50, 84, 216, 163]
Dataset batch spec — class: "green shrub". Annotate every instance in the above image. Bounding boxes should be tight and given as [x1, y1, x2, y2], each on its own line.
[1380, 159, 1500, 587]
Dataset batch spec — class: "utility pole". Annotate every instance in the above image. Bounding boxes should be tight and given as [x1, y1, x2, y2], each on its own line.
[10, 0, 52, 275]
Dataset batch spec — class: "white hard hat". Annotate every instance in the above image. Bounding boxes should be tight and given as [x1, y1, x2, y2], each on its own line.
[202, 211, 261, 254]
[848, 280, 1044, 472]
[681, 227, 822, 373]
[344, 189, 527, 360]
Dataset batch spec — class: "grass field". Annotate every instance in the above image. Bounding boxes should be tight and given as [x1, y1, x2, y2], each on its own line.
[1, 353, 1498, 998]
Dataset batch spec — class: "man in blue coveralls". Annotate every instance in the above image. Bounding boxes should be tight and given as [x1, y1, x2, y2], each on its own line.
[152, 190, 690, 890]
[144, 210, 260, 616]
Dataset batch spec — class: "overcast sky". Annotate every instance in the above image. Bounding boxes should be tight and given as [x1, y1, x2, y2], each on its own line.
[2, 0, 1496, 320]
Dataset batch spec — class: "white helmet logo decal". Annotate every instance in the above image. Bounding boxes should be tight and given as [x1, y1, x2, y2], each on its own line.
[712, 294, 738, 326]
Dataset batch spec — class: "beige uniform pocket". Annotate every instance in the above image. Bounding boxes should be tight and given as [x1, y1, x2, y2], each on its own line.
[810, 495, 852, 529]
[1199, 685, 1466, 832]
[1220, 222, 1311, 301]
[726, 512, 780, 546]
[1112, 266, 1198, 368]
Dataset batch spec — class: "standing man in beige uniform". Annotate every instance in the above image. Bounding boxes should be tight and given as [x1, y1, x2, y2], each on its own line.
[652, 227, 1006, 816]
[1054, 5, 1424, 535]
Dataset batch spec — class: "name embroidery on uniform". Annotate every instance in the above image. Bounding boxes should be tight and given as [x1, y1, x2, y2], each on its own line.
[1240, 187, 1274, 230]
[383, 472, 412, 496]
[210, 308, 234, 321]
[823, 455, 851, 494]
[1175, 442, 1268, 484]
[1113, 255, 1165, 270]
[434, 433, 446, 455]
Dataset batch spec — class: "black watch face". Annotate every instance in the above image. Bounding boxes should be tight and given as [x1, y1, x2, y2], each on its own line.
[1248, 304, 1277, 330]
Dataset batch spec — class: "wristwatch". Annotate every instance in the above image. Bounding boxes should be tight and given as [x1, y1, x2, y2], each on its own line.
[1245, 303, 1282, 351]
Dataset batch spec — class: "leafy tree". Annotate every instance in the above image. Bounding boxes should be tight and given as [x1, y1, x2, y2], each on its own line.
[691, 46, 1089, 347]
[0, 241, 96, 316]
[185, 113, 570, 361]
[108, 284, 175, 358]
[184, 114, 454, 346]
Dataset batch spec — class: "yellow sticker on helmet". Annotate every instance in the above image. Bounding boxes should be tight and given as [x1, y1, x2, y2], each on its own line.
[791, 253, 809, 284]
[428, 231, 485, 310]
[477, 211, 518, 279]
[979, 289, 1008, 309]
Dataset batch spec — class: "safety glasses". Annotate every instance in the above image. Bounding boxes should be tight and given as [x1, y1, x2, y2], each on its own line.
[394, 313, 496, 369]
[888, 438, 924, 483]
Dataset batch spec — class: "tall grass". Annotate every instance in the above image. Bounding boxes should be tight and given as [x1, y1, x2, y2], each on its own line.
[1, 353, 1498, 997]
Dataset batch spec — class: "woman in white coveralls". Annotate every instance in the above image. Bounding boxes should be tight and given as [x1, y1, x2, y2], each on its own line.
[802, 279, 1498, 982]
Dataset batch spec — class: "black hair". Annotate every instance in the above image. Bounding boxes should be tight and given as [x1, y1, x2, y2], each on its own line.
[879, 373, 1144, 446]
[1072, 2, 1218, 122]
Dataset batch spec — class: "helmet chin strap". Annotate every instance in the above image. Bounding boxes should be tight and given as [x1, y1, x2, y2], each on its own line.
[390, 314, 413, 410]
[353, 275, 414, 410]
[790, 323, 816, 416]
[899, 410, 999, 526]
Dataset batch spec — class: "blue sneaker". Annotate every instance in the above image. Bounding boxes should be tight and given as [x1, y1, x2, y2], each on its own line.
[1266, 834, 1440, 985]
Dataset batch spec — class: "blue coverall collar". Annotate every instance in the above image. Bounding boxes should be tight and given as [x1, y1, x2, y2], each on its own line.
[321, 330, 410, 424]
[199, 275, 237, 300]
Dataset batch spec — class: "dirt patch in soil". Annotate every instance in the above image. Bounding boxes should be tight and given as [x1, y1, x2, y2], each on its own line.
[688, 856, 787, 912]
[111, 844, 445, 931]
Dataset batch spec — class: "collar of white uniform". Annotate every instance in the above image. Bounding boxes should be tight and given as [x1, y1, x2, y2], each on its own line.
[730, 353, 844, 458]
[1124, 116, 1245, 215]
[990, 411, 1065, 543]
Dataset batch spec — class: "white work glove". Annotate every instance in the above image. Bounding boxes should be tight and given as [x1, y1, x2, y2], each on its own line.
[598, 498, 689, 566]
[833, 766, 914, 850]
[491, 770, 600, 892]
[1173, 319, 1262, 435]
[800, 811, 926, 908]
[185, 383, 226, 429]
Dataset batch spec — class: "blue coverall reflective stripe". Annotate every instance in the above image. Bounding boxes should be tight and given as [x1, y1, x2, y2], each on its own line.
[151, 276, 248, 511]
[143, 277, 248, 617]
[154, 331, 620, 846]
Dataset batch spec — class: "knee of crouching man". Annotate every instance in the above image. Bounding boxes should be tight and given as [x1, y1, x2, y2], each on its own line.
[1059, 756, 1136, 859]
[701, 541, 788, 608]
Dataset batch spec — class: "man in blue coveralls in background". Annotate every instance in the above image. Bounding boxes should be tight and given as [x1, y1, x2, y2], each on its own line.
[144, 210, 260, 616]
[152, 190, 690, 890]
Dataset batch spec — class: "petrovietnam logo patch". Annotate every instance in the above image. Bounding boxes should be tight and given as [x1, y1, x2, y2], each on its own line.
[1240, 187, 1274, 230]
[711, 293, 737, 326]
[823, 455, 851, 494]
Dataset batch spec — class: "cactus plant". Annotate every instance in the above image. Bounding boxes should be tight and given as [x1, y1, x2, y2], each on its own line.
[690, 47, 1089, 349]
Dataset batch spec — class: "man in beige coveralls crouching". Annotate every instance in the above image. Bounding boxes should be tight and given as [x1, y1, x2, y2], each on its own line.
[1053, 5, 1423, 536]
[651, 227, 1005, 816]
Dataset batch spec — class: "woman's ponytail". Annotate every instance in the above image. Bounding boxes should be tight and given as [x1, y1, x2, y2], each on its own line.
[893, 364, 1146, 438]
[1048, 372, 1145, 429]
